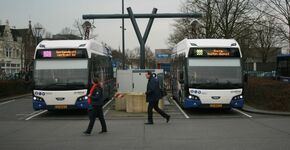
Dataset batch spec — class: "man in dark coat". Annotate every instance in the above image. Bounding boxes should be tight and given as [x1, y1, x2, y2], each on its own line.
[145, 71, 170, 124]
[83, 78, 107, 135]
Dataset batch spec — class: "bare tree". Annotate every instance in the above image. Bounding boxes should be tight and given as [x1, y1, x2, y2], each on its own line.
[257, 0, 290, 51]
[214, 0, 253, 38]
[168, 0, 260, 46]
[60, 27, 75, 35]
[128, 46, 156, 68]
[73, 19, 84, 38]
[44, 32, 52, 39]
[252, 16, 282, 62]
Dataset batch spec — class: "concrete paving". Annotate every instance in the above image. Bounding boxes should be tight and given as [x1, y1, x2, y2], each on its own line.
[1, 95, 290, 150]
[1, 118, 290, 150]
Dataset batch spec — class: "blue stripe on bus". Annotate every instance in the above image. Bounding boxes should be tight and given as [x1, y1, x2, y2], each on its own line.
[32, 101, 47, 110]
[230, 99, 244, 108]
[182, 98, 244, 108]
[183, 98, 202, 108]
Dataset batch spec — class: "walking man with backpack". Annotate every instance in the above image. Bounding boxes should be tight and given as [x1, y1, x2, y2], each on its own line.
[144, 71, 170, 125]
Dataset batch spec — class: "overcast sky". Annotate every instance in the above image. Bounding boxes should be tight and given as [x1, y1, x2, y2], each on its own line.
[0, 0, 186, 51]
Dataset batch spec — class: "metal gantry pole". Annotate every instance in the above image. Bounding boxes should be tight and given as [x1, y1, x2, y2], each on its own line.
[143, 8, 157, 44]
[127, 7, 145, 69]
[122, 0, 125, 69]
[82, 9, 202, 69]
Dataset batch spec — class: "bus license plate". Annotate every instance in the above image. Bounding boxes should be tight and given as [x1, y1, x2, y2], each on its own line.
[210, 104, 223, 108]
[55, 105, 67, 109]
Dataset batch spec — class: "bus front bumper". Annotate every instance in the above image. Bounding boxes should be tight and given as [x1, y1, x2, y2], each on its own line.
[183, 98, 244, 109]
[32, 97, 89, 110]
[183, 98, 202, 109]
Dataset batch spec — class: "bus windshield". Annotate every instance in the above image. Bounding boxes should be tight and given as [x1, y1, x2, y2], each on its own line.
[188, 58, 242, 89]
[34, 59, 88, 90]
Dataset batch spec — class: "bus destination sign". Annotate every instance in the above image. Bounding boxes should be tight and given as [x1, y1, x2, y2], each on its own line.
[189, 48, 240, 57]
[55, 50, 77, 57]
[36, 49, 87, 59]
[207, 49, 230, 56]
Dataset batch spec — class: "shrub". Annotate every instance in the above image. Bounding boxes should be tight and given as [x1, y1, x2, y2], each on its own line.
[245, 77, 290, 112]
[0, 80, 32, 99]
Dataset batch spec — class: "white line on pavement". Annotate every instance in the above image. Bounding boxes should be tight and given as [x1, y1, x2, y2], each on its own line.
[25, 110, 48, 121]
[0, 100, 15, 106]
[233, 108, 253, 118]
[103, 98, 114, 116]
[103, 98, 113, 109]
[172, 98, 190, 119]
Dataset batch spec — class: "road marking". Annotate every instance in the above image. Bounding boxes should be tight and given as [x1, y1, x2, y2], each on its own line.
[171, 98, 190, 119]
[0, 100, 15, 106]
[103, 98, 113, 109]
[233, 108, 253, 118]
[25, 110, 48, 121]
[103, 98, 114, 116]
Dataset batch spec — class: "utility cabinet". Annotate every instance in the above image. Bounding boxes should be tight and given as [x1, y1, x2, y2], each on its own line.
[117, 69, 164, 93]
[115, 69, 164, 112]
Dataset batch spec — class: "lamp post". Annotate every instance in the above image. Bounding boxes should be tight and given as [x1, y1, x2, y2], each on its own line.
[35, 27, 43, 45]
[189, 19, 201, 38]
[121, 0, 126, 69]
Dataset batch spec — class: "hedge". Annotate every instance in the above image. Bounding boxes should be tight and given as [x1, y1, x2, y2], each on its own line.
[0, 80, 32, 99]
[245, 77, 290, 112]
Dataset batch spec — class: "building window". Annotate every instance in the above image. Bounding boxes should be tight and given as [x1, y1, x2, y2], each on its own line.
[5, 47, 12, 58]
[16, 49, 20, 58]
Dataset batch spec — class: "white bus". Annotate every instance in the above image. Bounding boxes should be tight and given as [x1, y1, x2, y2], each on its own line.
[171, 39, 244, 109]
[32, 40, 114, 110]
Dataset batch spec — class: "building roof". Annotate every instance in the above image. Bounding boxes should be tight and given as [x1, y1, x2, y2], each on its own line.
[155, 49, 172, 54]
[11, 28, 30, 41]
[0, 25, 31, 42]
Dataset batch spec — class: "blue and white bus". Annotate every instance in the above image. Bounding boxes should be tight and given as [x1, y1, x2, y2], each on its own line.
[32, 40, 114, 110]
[171, 39, 244, 109]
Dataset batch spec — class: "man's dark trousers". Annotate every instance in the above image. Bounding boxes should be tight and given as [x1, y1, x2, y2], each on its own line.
[147, 100, 169, 123]
[86, 105, 107, 133]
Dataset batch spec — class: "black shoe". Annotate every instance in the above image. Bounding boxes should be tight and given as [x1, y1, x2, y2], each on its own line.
[99, 130, 107, 134]
[144, 122, 153, 125]
[83, 131, 91, 135]
[166, 116, 171, 123]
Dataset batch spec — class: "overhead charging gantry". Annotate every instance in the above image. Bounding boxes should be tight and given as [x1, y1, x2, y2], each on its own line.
[83, 7, 202, 69]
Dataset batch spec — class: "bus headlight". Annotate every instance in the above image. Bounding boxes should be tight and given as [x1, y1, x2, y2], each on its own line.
[188, 95, 200, 100]
[232, 95, 243, 100]
[33, 96, 44, 102]
[77, 95, 88, 101]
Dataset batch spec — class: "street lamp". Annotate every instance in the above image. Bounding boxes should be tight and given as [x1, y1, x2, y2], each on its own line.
[189, 19, 202, 38]
[35, 27, 43, 45]
[121, 0, 126, 69]
[82, 21, 92, 40]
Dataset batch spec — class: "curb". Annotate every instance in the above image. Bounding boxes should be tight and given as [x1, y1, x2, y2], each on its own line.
[0, 93, 31, 103]
[242, 105, 290, 116]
